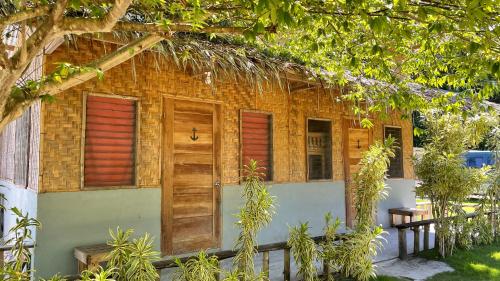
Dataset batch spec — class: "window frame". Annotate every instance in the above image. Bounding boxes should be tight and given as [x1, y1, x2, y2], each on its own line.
[383, 125, 404, 179]
[81, 92, 140, 190]
[306, 117, 334, 182]
[239, 109, 274, 183]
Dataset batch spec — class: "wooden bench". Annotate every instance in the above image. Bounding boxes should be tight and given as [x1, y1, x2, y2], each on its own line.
[389, 207, 428, 227]
[74, 243, 113, 273]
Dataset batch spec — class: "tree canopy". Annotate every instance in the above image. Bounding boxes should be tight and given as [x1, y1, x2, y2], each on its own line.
[0, 0, 499, 131]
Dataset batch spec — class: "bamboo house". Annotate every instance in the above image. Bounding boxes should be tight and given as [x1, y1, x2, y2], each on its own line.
[0, 36, 416, 278]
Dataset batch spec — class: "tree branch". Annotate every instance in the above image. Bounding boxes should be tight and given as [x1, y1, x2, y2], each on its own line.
[0, 5, 52, 30]
[39, 34, 163, 95]
[0, 34, 163, 131]
[61, 20, 247, 36]
[58, 0, 133, 33]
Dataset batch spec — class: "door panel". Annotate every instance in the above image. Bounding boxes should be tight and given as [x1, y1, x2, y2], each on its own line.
[343, 120, 372, 227]
[162, 98, 221, 255]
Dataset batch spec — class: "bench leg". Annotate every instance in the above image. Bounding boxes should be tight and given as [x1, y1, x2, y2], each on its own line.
[398, 228, 408, 259]
[390, 214, 394, 227]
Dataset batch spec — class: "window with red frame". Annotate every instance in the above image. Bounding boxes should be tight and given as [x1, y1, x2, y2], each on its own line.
[241, 111, 273, 181]
[84, 95, 137, 187]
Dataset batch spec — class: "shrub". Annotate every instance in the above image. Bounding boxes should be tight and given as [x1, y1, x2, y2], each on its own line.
[107, 228, 160, 281]
[288, 222, 319, 281]
[173, 251, 220, 281]
[233, 160, 275, 279]
[415, 111, 494, 257]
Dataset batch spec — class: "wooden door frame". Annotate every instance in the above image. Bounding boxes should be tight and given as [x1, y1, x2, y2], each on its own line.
[161, 97, 222, 255]
[342, 118, 373, 227]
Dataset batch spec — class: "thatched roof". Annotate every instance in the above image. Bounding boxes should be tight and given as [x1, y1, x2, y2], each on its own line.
[59, 32, 500, 112]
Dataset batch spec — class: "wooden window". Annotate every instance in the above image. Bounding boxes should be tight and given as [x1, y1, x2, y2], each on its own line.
[307, 119, 332, 180]
[13, 108, 31, 187]
[240, 111, 273, 181]
[83, 95, 137, 187]
[384, 126, 404, 178]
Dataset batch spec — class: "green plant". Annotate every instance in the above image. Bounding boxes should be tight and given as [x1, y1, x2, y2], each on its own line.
[328, 227, 384, 281]
[79, 266, 115, 281]
[174, 251, 220, 281]
[320, 213, 340, 281]
[353, 138, 395, 230]
[0, 195, 41, 281]
[233, 160, 275, 279]
[415, 111, 494, 257]
[106, 228, 160, 281]
[323, 140, 393, 281]
[454, 209, 474, 250]
[288, 222, 319, 281]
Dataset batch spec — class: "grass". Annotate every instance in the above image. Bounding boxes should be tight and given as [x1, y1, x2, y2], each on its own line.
[336, 240, 500, 281]
[419, 240, 500, 281]
[416, 198, 482, 214]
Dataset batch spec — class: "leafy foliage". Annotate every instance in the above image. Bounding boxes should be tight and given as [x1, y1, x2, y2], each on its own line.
[353, 138, 395, 230]
[174, 251, 220, 281]
[0, 194, 40, 281]
[326, 227, 385, 281]
[233, 160, 275, 279]
[320, 213, 340, 281]
[287, 222, 318, 281]
[106, 228, 160, 281]
[415, 111, 496, 257]
[1, 0, 499, 131]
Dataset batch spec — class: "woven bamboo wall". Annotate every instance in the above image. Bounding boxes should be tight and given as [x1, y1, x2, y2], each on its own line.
[40, 39, 414, 193]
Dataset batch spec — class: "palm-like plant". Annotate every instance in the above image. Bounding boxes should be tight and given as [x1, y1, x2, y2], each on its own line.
[287, 222, 318, 281]
[106, 228, 159, 281]
[174, 251, 220, 281]
[233, 160, 275, 279]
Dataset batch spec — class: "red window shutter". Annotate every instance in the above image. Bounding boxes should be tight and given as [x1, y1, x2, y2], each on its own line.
[84, 96, 136, 187]
[241, 112, 272, 181]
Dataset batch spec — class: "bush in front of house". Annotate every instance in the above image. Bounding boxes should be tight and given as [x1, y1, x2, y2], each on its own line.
[414, 111, 495, 258]
[288, 139, 395, 281]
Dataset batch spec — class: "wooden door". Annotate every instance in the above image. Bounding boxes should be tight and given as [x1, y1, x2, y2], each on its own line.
[343, 119, 372, 227]
[162, 98, 221, 255]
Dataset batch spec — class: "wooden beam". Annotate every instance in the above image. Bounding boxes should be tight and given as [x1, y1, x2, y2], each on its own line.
[39, 34, 163, 95]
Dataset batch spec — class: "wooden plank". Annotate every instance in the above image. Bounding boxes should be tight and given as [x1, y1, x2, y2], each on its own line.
[84, 152, 133, 160]
[85, 101, 135, 112]
[85, 138, 134, 146]
[88, 95, 136, 105]
[86, 116, 135, 126]
[174, 163, 213, 175]
[174, 100, 214, 115]
[85, 130, 135, 139]
[86, 123, 135, 133]
[398, 228, 408, 259]
[172, 216, 214, 238]
[162, 98, 175, 255]
[413, 227, 420, 254]
[174, 144, 213, 154]
[284, 248, 291, 281]
[85, 145, 133, 153]
[262, 251, 270, 278]
[174, 174, 212, 186]
[84, 166, 134, 174]
[213, 103, 222, 248]
[84, 173, 133, 182]
[86, 108, 135, 119]
[174, 113, 214, 125]
[174, 153, 212, 165]
[173, 193, 213, 219]
[173, 185, 212, 195]
[423, 224, 430, 250]
[174, 131, 213, 145]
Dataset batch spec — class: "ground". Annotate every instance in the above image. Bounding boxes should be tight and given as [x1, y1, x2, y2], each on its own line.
[371, 240, 500, 281]
[419, 241, 500, 281]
